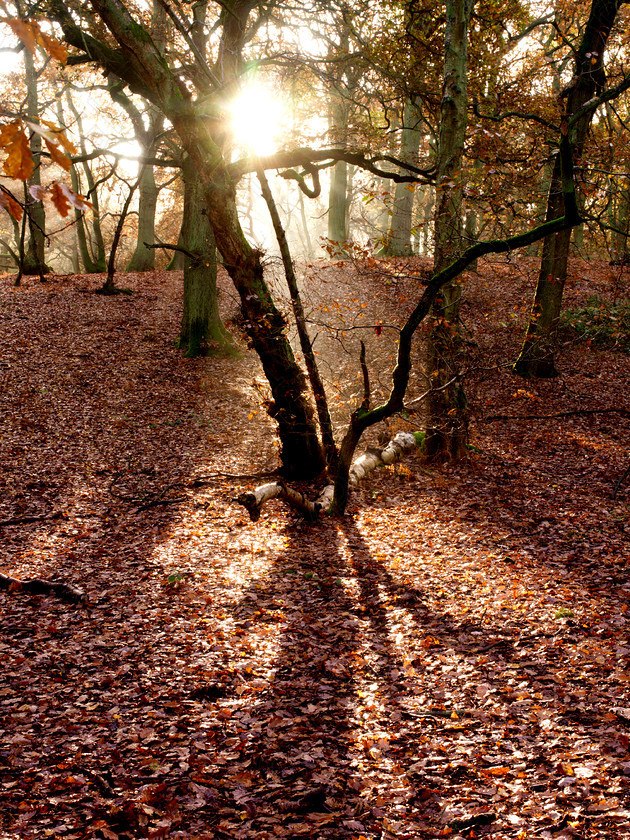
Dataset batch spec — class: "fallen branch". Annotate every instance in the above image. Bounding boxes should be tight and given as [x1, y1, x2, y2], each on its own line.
[0, 510, 64, 527]
[484, 407, 630, 421]
[0, 573, 86, 603]
[236, 431, 421, 521]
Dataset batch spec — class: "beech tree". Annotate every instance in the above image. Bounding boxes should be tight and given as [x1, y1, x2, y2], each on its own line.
[512, 0, 629, 377]
[424, 0, 473, 461]
[3, 0, 629, 516]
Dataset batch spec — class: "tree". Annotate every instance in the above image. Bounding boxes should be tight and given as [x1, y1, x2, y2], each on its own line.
[19, 2, 48, 277]
[50, 0, 326, 479]
[424, 0, 473, 461]
[178, 155, 235, 356]
[382, 97, 423, 256]
[513, 0, 627, 378]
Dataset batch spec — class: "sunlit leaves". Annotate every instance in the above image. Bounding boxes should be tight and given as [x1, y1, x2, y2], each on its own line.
[0, 187, 22, 220]
[0, 15, 67, 64]
[0, 121, 33, 180]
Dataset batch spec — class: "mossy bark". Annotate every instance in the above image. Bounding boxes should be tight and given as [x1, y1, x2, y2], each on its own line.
[179, 158, 235, 357]
[424, 0, 472, 461]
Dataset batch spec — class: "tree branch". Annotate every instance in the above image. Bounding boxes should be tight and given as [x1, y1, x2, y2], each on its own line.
[229, 147, 436, 184]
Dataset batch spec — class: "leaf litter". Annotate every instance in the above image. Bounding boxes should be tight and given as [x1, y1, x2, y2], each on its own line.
[0, 258, 629, 839]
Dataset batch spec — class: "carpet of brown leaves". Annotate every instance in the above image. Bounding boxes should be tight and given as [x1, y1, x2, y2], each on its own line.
[1, 258, 629, 840]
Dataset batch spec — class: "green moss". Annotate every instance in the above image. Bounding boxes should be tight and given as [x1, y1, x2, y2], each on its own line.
[413, 430, 426, 450]
[561, 296, 630, 352]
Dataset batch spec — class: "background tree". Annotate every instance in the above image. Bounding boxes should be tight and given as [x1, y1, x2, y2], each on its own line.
[513, 0, 627, 378]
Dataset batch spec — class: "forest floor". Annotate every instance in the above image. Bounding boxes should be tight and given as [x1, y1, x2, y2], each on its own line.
[1, 256, 629, 840]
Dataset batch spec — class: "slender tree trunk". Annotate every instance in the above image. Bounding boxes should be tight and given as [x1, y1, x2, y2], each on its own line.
[257, 165, 338, 470]
[327, 86, 349, 254]
[166, 226, 186, 270]
[179, 158, 235, 356]
[514, 0, 623, 378]
[328, 161, 348, 250]
[424, 0, 473, 461]
[384, 98, 422, 256]
[126, 152, 160, 271]
[22, 41, 47, 277]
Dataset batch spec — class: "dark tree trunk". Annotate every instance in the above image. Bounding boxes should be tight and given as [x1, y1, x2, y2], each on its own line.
[22, 38, 48, 277]
[514, 0, 624, 378]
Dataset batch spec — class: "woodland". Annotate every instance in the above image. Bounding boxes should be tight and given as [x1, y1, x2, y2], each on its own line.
[1, 0, 630, 837]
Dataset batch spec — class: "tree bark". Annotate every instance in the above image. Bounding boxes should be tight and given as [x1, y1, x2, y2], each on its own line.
[179, 157, 235, 356]
[424, 0, 473, 461]
[126, 153, 160, 271]
[383, 98, 423, 257]
[21, 35, 47, 277]
[513, 0, 624, 378]
[327, 67, 350, 254]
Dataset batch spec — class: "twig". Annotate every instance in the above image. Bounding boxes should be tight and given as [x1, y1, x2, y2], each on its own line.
[613, 463, 630, 501]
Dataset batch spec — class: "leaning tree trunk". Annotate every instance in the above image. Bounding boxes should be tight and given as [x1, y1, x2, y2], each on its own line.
[54, 0, 325, 480]
[424, 0, 473, 461]
[513, 0, 624, 378]
[179, 157, 235, 357]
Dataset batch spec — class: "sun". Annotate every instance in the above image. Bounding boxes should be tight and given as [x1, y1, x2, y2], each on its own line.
[228, 85, 285, 156]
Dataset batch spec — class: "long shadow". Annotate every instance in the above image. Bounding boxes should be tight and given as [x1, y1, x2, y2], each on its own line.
[337, 510, 630, 834]
[198, 515, 454, 837]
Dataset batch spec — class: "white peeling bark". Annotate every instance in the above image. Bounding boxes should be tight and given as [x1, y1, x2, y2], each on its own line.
[236, 431, 420, 521]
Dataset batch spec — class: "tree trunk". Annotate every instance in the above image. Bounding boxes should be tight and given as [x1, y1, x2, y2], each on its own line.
[257, 165, 338, 470]
[383, 98, 422, 257]
[22, 40, 47, 277]
[514, 0, 623, 378]
[179, 158, 235, 357]
[126, 155, 160, 271]
[424, 0, 473, 461]
[328, 160, 348, 251]
[166, 226, 186, 270]
[327, 83, 349, 254]
[611, 178, 630, 263]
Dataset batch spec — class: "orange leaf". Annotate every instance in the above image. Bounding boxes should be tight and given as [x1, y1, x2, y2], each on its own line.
[3, 126, 34, 180]
[37, 31, 67, 65]
[50, 182, 70, 217]
[0, 189, 23, 221]
[484, 766, 511, 776]
[45, 138, 71, 171]
[2, 18, 37, 54]
[41, 121, 77, 154]
[0, 121, 22, 147]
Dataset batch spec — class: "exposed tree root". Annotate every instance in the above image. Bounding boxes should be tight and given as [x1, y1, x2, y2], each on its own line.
[0, 573, 86, 603]
[236, 431, 421, 521]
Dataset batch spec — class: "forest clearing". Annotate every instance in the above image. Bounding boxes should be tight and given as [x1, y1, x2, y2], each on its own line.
[1, 260, 629, 839]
